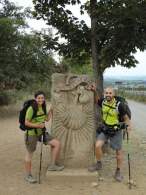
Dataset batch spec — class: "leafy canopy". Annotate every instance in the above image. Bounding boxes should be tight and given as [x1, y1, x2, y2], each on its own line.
[0, 0, 56, 91]
[33, 0, 146, 72]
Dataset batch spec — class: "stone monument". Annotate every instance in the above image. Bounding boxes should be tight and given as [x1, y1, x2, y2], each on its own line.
[51, 73, 96, 168]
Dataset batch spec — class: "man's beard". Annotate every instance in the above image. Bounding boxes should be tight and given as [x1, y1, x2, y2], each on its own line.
[105, 96, 112, 102]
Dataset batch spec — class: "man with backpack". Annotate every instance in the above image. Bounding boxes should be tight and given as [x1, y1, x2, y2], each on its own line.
[21, 91, 64, 184]
[88, 86, 131, 182]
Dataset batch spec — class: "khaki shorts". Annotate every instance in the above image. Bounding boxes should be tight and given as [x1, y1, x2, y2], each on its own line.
[25, 132, 54, 153]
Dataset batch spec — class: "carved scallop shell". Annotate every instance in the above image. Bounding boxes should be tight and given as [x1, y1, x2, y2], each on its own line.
[62, 105, 87, 130]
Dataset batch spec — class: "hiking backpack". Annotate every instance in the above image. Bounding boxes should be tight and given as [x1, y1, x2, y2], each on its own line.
[114, 96, 131, 121]
[19, 99, 37, 131]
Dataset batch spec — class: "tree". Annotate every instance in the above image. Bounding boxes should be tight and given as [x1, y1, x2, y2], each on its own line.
[61, 55, 92, 74]
[33, 0, 146, 96]
[15, 33, 56, 89]
[0, 0, 27, 89]
[0, 0, 56, 91]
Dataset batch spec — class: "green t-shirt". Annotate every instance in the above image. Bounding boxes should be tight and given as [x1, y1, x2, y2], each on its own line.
[25, 105, 47, 136]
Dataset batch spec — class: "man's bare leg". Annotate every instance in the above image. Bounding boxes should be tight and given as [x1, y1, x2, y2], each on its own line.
[88, 139, 105, 172]
[114, 149, 123, 182]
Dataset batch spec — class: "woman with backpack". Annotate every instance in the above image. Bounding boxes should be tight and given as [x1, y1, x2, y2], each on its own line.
[24, 91, 64, 184]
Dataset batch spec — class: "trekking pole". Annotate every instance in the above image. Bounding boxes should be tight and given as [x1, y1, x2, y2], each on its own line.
[38, 133, 43, 184]
[126, 130, 132, 189]
[124, 125, 137, 189]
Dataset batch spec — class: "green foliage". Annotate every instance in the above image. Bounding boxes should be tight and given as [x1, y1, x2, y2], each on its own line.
[14, 33, 55, 89]
[0, 18, 25, 89]
[0, 0, 57, 105]
[0, 89, 21, 105]
[61, 56, 93, 75]
[94, 0, 146, 70]
[0, 0, 55, 86]
[33, 0, 90, 61]
[33, 0, 146, 72]
[0, 91, 10, 105]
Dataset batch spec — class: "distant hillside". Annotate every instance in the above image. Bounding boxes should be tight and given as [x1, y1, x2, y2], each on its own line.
[104, 75, 146, 87]
[104, 75, 146, 81]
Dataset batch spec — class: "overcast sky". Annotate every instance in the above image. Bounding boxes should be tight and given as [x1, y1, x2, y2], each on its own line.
[9, 0, 146, 77]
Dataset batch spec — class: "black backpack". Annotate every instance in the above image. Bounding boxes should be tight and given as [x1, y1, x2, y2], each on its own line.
[19, 99, 37, 131]
[115, 96, 131, 121]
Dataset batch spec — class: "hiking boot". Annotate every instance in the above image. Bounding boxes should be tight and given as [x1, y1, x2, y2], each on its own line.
[88, 161, 102, 172]
[47, 164, 64, 171]
[114, 169, 124, 182]
[25, 174, 37, 184]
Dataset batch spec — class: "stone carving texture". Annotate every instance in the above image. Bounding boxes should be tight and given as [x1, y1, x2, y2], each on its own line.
[51, 73, 96, 168]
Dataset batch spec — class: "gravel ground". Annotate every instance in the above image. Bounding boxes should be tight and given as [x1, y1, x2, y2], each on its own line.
[0, 100, 146, 195]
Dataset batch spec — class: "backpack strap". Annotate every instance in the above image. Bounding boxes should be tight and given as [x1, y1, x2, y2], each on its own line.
[102, 99, 116, 123]
[26, 130, 29, 143]
[31, 101, 38, 119]
[115, 99, 120, 114]
[102, 102, 117, 110]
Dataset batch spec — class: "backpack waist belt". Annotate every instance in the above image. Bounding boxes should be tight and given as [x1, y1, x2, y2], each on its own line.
[98, 123, 121, 137]
[103, 122, 119, 128]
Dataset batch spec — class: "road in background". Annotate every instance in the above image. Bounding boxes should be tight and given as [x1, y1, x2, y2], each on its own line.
[128, 100, 146, 136]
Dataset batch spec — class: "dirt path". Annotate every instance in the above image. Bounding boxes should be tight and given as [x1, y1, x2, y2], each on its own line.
[0, 102, 146, 195]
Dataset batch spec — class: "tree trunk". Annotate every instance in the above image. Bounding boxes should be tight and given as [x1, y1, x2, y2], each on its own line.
[97, 71, 103, 96]
[90, 0, 103, 97]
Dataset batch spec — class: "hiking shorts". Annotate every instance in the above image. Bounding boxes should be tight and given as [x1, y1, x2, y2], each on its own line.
[25, 132, 54, 153]
[96, 131, 122, 150]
